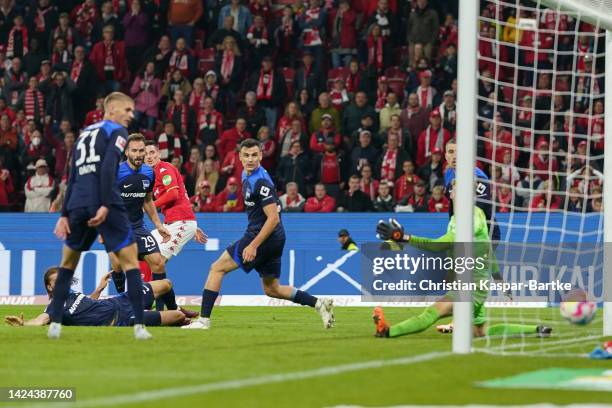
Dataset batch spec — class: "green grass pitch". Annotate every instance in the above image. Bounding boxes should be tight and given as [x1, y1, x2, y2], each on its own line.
[1, 305, 610, 407]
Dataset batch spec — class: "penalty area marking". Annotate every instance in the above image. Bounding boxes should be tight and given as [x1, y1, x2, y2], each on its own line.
[18, 352, 450, 408]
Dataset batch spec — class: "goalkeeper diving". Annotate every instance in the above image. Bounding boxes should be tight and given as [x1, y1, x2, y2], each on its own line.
[372, 186, 553, 339]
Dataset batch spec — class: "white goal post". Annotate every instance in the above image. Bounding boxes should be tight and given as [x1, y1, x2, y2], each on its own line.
[453, 0, 612, 354]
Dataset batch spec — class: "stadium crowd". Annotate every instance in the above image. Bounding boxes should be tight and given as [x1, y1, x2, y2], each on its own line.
[0, 0, 604, 213]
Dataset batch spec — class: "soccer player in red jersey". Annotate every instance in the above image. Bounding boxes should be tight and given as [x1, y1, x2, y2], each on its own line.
[143, 141, 207, 314]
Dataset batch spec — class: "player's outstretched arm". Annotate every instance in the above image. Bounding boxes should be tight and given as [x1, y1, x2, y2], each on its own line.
[5, 312, 50, 326]
[243, 203, 279, 263]
[144, 193, 171, 243]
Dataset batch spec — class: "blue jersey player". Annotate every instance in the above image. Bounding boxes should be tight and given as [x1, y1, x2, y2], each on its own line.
[49, 92, 151, 340]
[183, 138, 335, 330]
[4, 267, 187, 327]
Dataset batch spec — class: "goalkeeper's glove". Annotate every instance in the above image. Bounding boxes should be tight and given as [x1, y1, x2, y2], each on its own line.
[376, 218, 409, 242]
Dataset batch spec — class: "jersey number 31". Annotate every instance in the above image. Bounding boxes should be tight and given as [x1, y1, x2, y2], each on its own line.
[75, 129, 102, 166]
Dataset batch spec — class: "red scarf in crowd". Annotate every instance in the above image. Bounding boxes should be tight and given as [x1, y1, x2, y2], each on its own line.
[70, 60, 83, 82]
[346, 72, 360, 93]
[24, 89, 44, 122]
[167, 103, 189, 133]
[188, 90, 204, 111]
[302, 8, 322, 46]
[256, 69, 274, 101]
[51, 50, 70, 65]
[74, 3, 97, 38]
[360, 179, 378, 200]
[424, 125, 445, 159]
[367, 34, 384, 70]
[6, 25, 28, 57]
[418, 86, 434, 109]
[197, 109, 221, 131]
[221, 50, 235, 81]
[204, 84, 219, 100]
[375, 89, 387, 112]
[8, 70, 25, 105]
[35, 6, 53, 33]
[169, 50, 189, 72]
[157, 132, 182, 160]
[380, 148, 397, 182]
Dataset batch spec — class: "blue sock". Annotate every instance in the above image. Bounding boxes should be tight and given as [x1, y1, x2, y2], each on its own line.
[201, 289, 219, 318]
[111, 270, 126, 293]
[48, 267, 74, 323]
[291, 289, 318, 308]
[153, 272, 177, 311]
[125, 269, 144, 324]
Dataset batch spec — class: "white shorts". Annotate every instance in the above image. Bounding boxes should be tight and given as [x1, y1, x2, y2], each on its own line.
[151, 220, 197, 260]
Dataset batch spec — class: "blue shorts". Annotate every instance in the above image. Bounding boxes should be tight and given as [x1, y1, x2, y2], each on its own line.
[65, 205, 134, 253]
[226, 234, 285, 279]
[113, 283, 158, 326]
[133, 225, 160, 260]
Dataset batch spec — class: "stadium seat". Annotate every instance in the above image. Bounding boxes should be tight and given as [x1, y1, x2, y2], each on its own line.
[327, 67, 350, 90]
[385, 66, 407, 96]
[197, 47, 216, 76]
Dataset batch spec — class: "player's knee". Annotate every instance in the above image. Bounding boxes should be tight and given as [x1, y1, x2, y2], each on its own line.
[149, 256, 165, 274]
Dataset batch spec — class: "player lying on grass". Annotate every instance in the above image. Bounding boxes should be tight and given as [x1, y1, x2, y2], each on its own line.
[4, 267, 187, 328]
[182, 139, 335, 330]
[372, 187, 552, 339]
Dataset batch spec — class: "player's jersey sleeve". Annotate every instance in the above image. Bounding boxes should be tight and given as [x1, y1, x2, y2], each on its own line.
[160, 163, 180, 192]
[254, 178, 277, 207]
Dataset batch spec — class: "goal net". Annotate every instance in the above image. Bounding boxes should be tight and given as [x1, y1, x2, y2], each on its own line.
[462, 0, 609, 357]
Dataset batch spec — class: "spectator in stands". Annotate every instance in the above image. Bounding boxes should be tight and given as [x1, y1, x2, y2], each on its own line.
[274, 6, 299, 68]
[299, 0, 327, 70]
[190, 180, 216, 212]
[427, 185, 449, 213]
[329, 78, 350, 111]
[89, 24, 126, 95]
[218, 0, 252, 37]
[214, 176, 244, 212]
[22, 129, 50, 168]
[4, 57, 26, 108]
[530, 180, 561, 211]
[6, 14, 28, 59]
[195, 158, 219, 194]
[400, 93, 429, 149]
[407, 0, 439, 61]
[50, 36, 72, 71]
[168, 37, 194, 79]
[314, 136, 345, 197]
[276, 101, 305, 144]
[337, 228, 358, 251]
[394, 160, 420, 202]
[496, 183, 514, 213]
[23, 38, 44, 78]
[70, 46, 97, 126]
[196, 96, 223, 147]
[182, 146, 201, 195]
[216, 36, 243, 115]
[359, 164, 379, 200]
[396, 179, 428, 212]
[310, 114, 341, 155]
[45, 129, 74, 180]
[304, 183, 336, 213]
[24, 159, 54, 212]
[0, 160, 13, 211]
[162, 62, 192, 100]
[247, 56, 286, 135]
[343, 91, 376, 139]
[438, 44, 458, 92]
[295, 51, 324, 100]
[373, 181, 395, 212]
[45, 71, 75, 129]
[417, 147, 444, 190]
[381, 114, 410, 152]
[416, 109, 451, 168]
[157, 121, 183, 161]
[257, 126, 276, 171]
[143, 34, 172, 77]
[237, 91, 264, 138]
[531, 140, 559, 182]
[165, 88, 194, 146]
[296, 88, 315, 122]
[30, 0, 58, 48]
[187, 77, 205, 111]
[379, 92, 401, 133]
[567, 165, 603, 197]
[246, 15, 271, 68]
[499, 149, 520, 186]
[122, 0, 149, 74]
[203, 71, 220, 102]
[131, 61, 162, 131]
[337, 175, 373, 212]
[218, 117, 250, 158]
[279, 118, 309, 159]
[438, 90, 457, 133]
[363, 24, 389, 76]
[377, 132, 409, 184]
[17, 77, 45, 127]
[566, 186, 584, 213]
[279, 181, 305, 212]
[368, 0, 397, 43]
[415, 69, 437, 110]
[590, 197, 602, 213]
[92, 1, 122, 43]
[276, 140, 311, 196]
[168, 0, 202, 45]
[83, 96, 104, 127]
[350, 129, 379, 175]
[209, 15, 243, 52]
[310, 92, 341, 134]
[220, 144, 243, 183]
[330, 0, 358, 68]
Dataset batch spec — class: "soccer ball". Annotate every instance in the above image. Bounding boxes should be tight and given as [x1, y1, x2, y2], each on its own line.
[560, 289, 597, 325]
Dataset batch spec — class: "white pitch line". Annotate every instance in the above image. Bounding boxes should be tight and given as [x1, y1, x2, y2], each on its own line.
[19, 351, 450, 408]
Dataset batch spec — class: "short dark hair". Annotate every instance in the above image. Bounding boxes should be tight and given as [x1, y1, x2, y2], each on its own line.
[127, 133, 145, 147]
[44, 266, 59, 297]
[447, 137, 456, 146]
[239, 138, 261, 151]
[144, 140, 158, 149]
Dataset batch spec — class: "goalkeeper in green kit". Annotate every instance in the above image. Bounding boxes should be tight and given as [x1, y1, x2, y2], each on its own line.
[372, 187, 552, 339]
